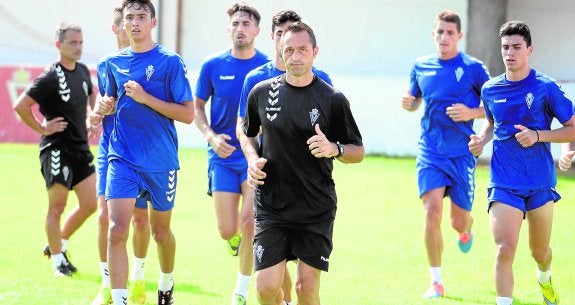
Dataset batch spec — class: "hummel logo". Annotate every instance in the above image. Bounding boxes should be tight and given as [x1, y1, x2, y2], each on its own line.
[219, 75, 235, 80]
[422, 71, 437, 76]
[494, 98, 507, 103]
[55, 65, 70, 102]
[116, 68, 129, 74]
[320, 256, 329, 262]
[268, 97, 278, 106]
[267, 113, 277, 121]
[51, 149, 61, 176]
[122, 296, 127, 305]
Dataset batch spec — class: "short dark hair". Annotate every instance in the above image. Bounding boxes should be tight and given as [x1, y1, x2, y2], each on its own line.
[284, 21, 316, 48]
[55, 22, 82, 42]
[227, 2, 261, 25]
[121, 0, 156, 19]
[436, 10, 461, 33]
[113, 7, 123, 27]
[499, 20, 532, 47]
[271, 10, 301, 32]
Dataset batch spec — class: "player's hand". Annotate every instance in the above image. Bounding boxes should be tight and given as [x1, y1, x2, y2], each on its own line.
[42, 117, 67, 136]
[89, 112, 104, 127]
[208, 133, 236, 158]
[468, 134, 484, 156]
[401, 90, 416, 110]
[514, 124, 538, 147]
[307, 124, 337, 158]
[558, 150, 575, 171]
[87, 120, 100, 139]
[446, 103, 473, 122]
[247, 157, 267, 188]
[124, 80, 146, 104]
[97, 96, 116, 115]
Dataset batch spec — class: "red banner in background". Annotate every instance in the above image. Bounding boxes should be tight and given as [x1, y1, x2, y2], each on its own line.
[0, 65, 98, 144]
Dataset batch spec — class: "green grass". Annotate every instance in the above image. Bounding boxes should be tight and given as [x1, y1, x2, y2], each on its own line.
[0, 143, 574, 304]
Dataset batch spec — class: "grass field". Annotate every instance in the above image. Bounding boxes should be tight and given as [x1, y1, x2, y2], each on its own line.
[0, 143, 574, 305]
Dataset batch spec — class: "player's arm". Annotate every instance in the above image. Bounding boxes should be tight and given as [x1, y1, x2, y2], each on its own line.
[469, 118, 494, 157]
[558, 142, 575, 171]
[401, 90, 422, 111]
[194, 96, 235, 158]
[13, 93, 67, 136]
[125, 80, 194, 124]
[446, 104, 485, 122]
[238, 121, 267, 188]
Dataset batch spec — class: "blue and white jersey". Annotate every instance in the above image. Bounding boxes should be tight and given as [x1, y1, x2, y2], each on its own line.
[482, 69, 574, 189]
[195, 49, 269, 164]
[238, 61, 333, 118]
[104, 44, 193, 172]
[410, 52, 490, 157]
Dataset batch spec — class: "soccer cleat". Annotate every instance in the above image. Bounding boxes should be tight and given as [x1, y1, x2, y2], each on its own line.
[458, 230, 473, 253]
[129, 279, 147, 304]
[227, 234, 241, 256]
[539, 278, 559, 305]
[54, 261, 73, 277]
[422, 282, 444, 299]
[158, 284, 174, 305]
[91, 287, 112, 305]
[231, 293, 247, 305]
[43, 245, 77, 273]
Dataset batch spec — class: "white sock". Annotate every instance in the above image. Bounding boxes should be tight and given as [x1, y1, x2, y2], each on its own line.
[100, 262, 111, 287]
[285, 302, 293, 305]
[61, 239, 68, 252]
[51, 253, 65, 269]
[158, 272, 173, 292]
[233, 273, 251, 298]
[130, 256, 146, 281]
[496, 296, 513, 305]
[111, 289, 128, 305]
[537, 268, 551, 284]
[429, 267, 442, 284]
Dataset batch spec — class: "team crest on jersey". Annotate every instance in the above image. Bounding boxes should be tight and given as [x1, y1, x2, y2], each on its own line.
[455, 67, 464, 82]
[309, 108, 319, 126]
[55, 64, 70, 102]
[525, 92, 534, 109]
[146, 65, 155, 81]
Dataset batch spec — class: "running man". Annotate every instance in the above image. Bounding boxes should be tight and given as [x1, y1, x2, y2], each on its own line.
[402, 10, 490, 298]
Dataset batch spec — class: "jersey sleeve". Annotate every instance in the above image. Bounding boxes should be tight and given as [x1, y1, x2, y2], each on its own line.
[409, 64, 422, 99]
[481, 85, 494, 121]
[239, 73, 258, 119]
[547, 82, 574, 124]
[330, 92, 363, 146]
[97, 60, 107, 96]
[312, 67, 333, 86]
[194, 59, 213, 102]
[472, 62, 490, 96]
[104, 60, 119, 98]
[26, 68, 54, 105]
[167, 56, 193, 104]
[242, 85, 262, 137]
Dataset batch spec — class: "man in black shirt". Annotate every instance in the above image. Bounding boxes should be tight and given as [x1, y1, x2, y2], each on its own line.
[240, 21, 364, 305]
[13, 22, 97, 277]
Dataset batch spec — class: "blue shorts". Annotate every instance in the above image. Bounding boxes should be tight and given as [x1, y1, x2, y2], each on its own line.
[416, 153, 477, 211]
[487, 187, 560, 213]
[106, 159, 177, 211]
[97, 147, 147, 209]
[207, 161, 247, 196]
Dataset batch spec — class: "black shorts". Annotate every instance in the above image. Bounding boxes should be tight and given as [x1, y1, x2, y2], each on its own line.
[253, 217, 334, 272]
[40, 147, 95, 190]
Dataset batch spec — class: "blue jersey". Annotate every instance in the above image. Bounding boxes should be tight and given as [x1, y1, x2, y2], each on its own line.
[482, 69, 574, 190]
[238, 61, 333, 118]
[195, 49, 269, 163]
[410, 52, 490, 157]
[103, 44, 193, 171]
